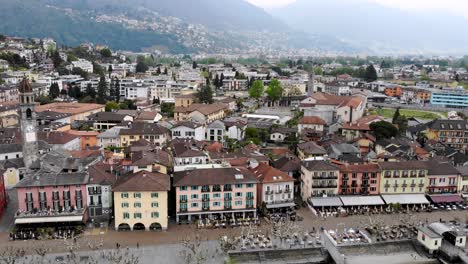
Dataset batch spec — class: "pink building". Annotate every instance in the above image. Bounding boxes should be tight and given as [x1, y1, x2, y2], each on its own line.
[15, 172, 89, 225]
[426, 162, 460, 194]
[173, 168, 258, 223]
[338, 164, 381, 195]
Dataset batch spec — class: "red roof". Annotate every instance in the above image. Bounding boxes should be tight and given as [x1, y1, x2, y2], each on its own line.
[249, 163, 294, 184]
[338, 163, 381, 173]
[429, 194, 464, 204]
[299, 116, 326, 125]
[342, 122, 371, 131]
[207, 142, 223, 152]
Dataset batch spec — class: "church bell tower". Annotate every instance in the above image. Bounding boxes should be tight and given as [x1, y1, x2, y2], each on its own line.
[19, 78, 39, 170]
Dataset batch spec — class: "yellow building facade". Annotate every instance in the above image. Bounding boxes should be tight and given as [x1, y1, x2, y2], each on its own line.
[114, 191, 168, 231]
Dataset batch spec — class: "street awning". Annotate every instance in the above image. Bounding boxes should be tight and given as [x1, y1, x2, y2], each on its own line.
[428, 194, 464, 204]
[15, 215, 84, 224]
[381, 194, 430, 205]
[309, 197, 343, 207]
[340, 195, 384, 206]
[266, 202, 296, 209]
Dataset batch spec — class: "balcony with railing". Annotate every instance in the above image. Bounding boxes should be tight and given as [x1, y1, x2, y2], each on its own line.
[201, 187, 211, 193]
[180, 207, 188, 213]
[202, 197, 210, 202]
[202, 207, 210, 211]
[15, 206, 87, 223]
[246, 196, 254, 200]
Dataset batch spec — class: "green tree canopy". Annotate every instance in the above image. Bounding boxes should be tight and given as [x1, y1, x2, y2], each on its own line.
[248, 80, 264, 103]
[314, 67, 324, 76]
[105, 101, 120, 112]
[136, 56, 149, 73]
[100, 48, 112, 58]
[50, 50, 63, 68]
[365, 64, 378, 82]
[49, 82, 60, 99]
[161, 102, 175, 117]
[197, 84, 214, 104]
[266, 79, 283, 103]
[370, 121, 398, 140]
[72, 67, 89, 79]
[96, 75, 108, 104]
[392, 108, 401, 124]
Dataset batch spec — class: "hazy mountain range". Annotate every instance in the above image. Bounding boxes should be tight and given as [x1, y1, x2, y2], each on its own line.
[0, 0, 466, 55]
[0, 0, 357, 53]
[270, 0, 468, 55]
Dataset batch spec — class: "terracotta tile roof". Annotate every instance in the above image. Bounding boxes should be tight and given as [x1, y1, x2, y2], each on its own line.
[302, 160, 339, 171]
[66, 130, 100, 136]
[136, 111, 159, 120]
[342, 122, 371, 131]
[310, 92, 363, 109]
[174, 103, 227, 116]
[88, 162, 117, 185]
[131, 149, 173, 168]
[273, 155, 301, 172]
[338, 163, 381, 173]
[228, 157, 250, 167]
[344, 97, 363, 108]
[378, 161, 429, 170]
[206, 142, 223, 153]
[298, 141, 327, 155]
[414, 147, 430, 156]
[299, 116, 326, 125]
[38, 131, 79, 145]
[173, 167, 258, 186]
[249, 163, 294, 184]
[113, 170, 170, 192]
[35, 102, 103, 115]
[68, 149, 101, 159]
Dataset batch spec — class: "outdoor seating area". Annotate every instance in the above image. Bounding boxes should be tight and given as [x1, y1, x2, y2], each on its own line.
[197, 216, 260, 229]
[365, 223, 418, 242]
[428, 203, 468, 211]
[221, 222, 322, 252]
[9, 225, 83, 241]
[308, 193, 468, 217]
[327, 228, 370, 245]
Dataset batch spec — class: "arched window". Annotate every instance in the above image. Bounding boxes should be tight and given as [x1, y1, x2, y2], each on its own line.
[26, 108, 32, 119]
[26, 96, 30, 104]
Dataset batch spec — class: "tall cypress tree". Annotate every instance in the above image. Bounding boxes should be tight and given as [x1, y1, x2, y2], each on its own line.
[114, 78, 120, 103]
[97, 75, 108, 104]
[365, 65, 378, 82]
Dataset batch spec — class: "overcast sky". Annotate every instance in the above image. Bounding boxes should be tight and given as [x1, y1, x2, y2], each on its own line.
[247, 0, 468, 18]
